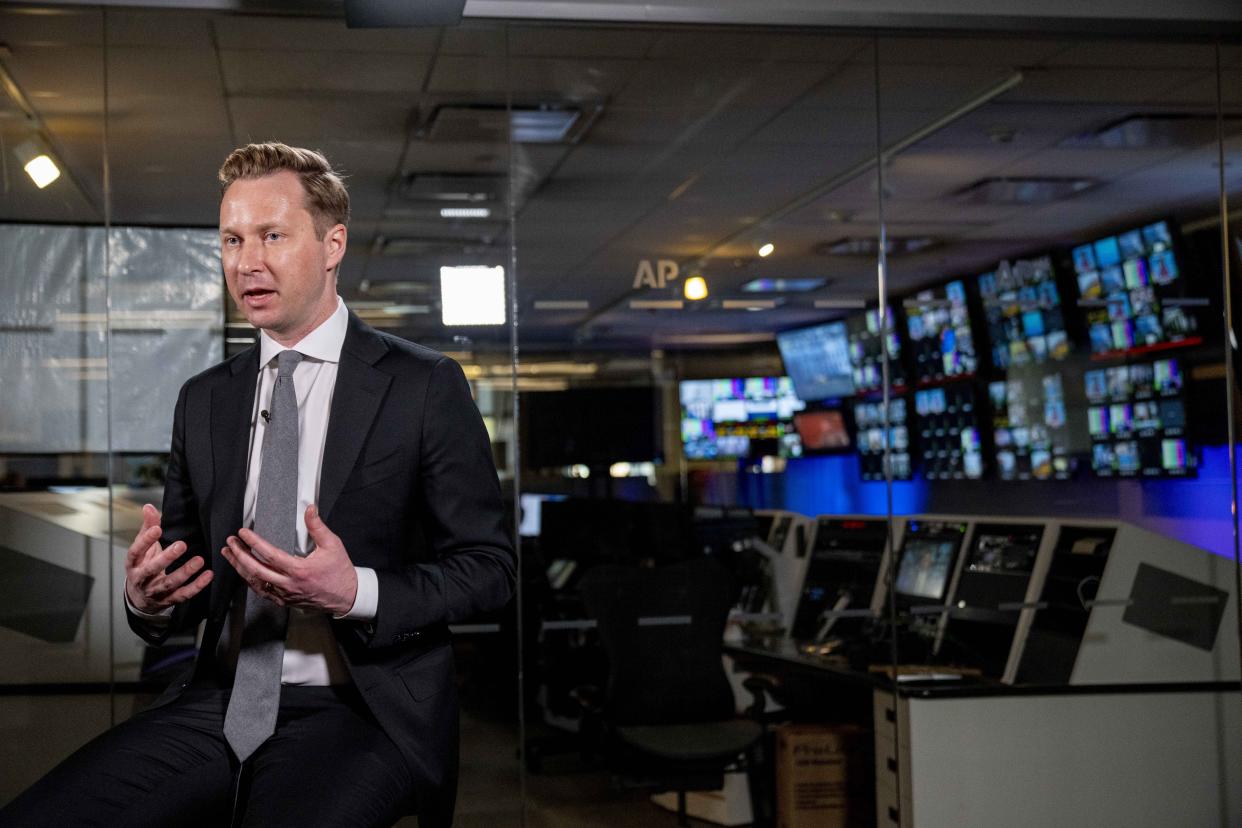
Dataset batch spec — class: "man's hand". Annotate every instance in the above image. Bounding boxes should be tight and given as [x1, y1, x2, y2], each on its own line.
[125, 504, 213, 614]
[222, 504, 359, 616]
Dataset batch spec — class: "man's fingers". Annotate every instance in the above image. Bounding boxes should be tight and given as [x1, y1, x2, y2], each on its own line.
[236, 528, 296, 571]
[126, 524, 163, 569]
[141, 503, 161, 532]
[305, 504, 336, 545]
[154, 555, 206, 595]
[223, 537, 291, 591]
[135, 540, 185, 583]
[164, 570, 213, 606]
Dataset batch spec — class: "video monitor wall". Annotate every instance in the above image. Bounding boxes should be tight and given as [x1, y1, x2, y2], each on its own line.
[977, 255, 1071, 369]
[1072, 220, 1199, 356]
[853, 397, 911, 481]
[904, 279, 978, 384]
[776, 321, 854, 402]
[680, 377, 805, 460]
[1084, 357, 1195, 477]
[988, 373, 1073, 481]
[915, 385, 984, 480]
[846, 306, 905, 392]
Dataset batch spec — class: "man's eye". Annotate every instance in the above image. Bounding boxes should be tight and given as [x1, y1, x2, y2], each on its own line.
[265, 233, 282, 242]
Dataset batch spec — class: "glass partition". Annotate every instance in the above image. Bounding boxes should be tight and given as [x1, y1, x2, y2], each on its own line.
[874, 31, 1241, 827]
[0, 4, 114, 804]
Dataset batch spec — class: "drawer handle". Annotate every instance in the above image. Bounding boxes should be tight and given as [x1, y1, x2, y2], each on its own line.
[885, 708, 896, 723]
[888, 805, 900, 822]
[887, 757, 897, 772]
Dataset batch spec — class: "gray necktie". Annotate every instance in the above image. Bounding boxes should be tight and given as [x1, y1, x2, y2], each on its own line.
[224, 349, 303, 762]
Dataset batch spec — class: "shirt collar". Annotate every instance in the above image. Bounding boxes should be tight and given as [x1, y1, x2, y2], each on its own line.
[258, 296, 348, 368]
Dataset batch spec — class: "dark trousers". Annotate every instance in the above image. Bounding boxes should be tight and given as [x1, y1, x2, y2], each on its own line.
[0, 684, 414, 828]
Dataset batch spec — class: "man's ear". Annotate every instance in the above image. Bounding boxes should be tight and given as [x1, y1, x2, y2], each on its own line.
[324, 223, 347, 272]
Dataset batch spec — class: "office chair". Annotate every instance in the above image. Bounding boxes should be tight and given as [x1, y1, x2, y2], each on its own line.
[579, 558, 770, 827]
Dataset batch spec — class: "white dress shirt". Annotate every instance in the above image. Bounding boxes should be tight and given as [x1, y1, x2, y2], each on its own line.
[130, 296, 379, 686]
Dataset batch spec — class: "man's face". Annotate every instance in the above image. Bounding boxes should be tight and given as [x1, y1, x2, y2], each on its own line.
[219, 170, 346, 345]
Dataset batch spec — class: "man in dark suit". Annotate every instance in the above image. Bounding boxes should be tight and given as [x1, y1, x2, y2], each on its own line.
[0, 143, 515, 827]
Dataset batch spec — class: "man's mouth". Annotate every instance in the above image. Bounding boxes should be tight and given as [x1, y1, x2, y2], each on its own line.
[242, 288, 277, 307]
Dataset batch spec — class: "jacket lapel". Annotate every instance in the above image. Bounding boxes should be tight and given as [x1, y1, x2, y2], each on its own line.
[318, 313, 392, 523]
[209, 345, 258, 601]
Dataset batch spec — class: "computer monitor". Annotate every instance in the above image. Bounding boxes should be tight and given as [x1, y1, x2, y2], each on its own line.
[853, 396, 912, 481]
[977, 255, 1071, 370]
[1084, 357, 1195, 478]
[893, 520, 968, 607]
[942, 522, 1045, 678]
[776, 321, 855, 402]
[845, 306, 906, 392]
[903, 279, 978, 384]
[1071, 219, 1199, 357]
[679, 376, 806, 460]
[914, 385, 984, 480]
[988, 372, 1074, 481]
[790, 518, 889, 642]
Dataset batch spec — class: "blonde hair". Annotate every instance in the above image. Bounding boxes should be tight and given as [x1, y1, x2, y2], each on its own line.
[218, 142, 350, 236]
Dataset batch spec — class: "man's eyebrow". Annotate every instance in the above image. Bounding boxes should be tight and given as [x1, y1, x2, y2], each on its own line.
[219, 223, 282, 236]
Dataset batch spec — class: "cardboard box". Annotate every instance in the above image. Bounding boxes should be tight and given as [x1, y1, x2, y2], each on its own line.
[774, 724, 868, 828]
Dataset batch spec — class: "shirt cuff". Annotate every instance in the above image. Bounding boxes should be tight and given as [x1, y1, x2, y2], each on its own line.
[337, 567, 378, 621]
[124, 582, 174, 622]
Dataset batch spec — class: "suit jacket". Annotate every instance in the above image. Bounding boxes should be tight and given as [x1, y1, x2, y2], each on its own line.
[126, 311, 516, 827]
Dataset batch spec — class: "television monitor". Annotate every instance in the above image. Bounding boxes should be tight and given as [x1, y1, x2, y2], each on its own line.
[914, 385, 984, 480]
[944, 523, 1045, 678]
[853, 396, 912, 481]
[680, 377, 805, 460]
[790, 517, 889, 642]
[845, 306, 905, 392]
[523, 387, 661, 468]
[977, 255, 1072, 370]
[1084, 357, 1196, 477]
[776, 321, 855, 402]
[792, 409, 851, 454]
[988, 372, 1074, 481]
[1072, 219, 1199, 356]
[903, 279, 978, 384]
[893, 520, 968, 605]
[518, 492, 569, 538]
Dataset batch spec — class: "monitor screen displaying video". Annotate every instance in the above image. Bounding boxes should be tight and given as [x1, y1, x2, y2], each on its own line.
[988, 372, 1074, 481]
[904, 279, 978, 384]
[977, 255, 1072, 369]
[793, 409, 852, 454]
[680, 377, 806, 460]
[853, 397, 912, 481]
[1084, 357, 1195, 477]
[846, 306, 905, 392]
[1072, 220, 1199, 356]
[915, 385, 984, 480]
[776, 321, 855, 402]
[894, 520, 968, 603]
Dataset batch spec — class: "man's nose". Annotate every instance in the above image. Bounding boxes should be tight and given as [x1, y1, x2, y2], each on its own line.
[237, 240, 265, 273]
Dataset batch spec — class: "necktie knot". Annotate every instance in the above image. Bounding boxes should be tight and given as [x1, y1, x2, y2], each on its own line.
[276, 350, 303, 378]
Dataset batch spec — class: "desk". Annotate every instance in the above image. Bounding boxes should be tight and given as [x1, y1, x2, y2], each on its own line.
[728, 641, 1242, 827]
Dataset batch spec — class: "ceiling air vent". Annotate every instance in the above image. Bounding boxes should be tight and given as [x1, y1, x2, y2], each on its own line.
[399, 173, 506, 204]
[815, 237, 938, 257]
[1061, 113, 1242, 149]
[424, 104, 584, 144]
[952, 177, 1095, 205]
[377, 236, 498, 257]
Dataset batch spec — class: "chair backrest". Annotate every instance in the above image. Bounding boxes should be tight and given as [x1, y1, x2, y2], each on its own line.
[580, 557, 736, 727]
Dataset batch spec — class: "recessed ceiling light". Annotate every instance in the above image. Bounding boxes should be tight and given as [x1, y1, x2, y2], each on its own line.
[440, 207, 491, 219]
[816, 237, 938, 257]
[684, 275, 709, 301]
[740, 278, 827, 293]
[952, 177, 1096, 205]
[757, 242, 775, 258]
[14, 140, 59, 189]
[440, 266, 506, 326]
